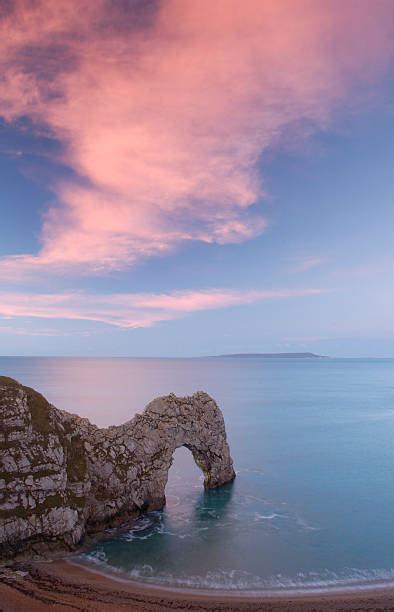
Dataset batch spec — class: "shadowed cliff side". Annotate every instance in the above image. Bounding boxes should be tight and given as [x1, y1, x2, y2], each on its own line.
[0, 376, 235, 559]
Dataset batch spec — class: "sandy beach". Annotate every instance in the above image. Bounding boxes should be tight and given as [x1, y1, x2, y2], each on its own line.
[1, 559, 394, 611]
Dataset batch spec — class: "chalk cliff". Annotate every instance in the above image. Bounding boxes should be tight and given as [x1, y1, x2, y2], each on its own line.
[0, 376, 235, 558]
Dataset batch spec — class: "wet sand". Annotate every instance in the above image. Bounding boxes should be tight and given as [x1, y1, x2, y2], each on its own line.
[2, 559, 394, 611]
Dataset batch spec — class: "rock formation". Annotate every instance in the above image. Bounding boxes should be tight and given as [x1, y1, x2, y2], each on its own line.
[0, 376, 235, 558]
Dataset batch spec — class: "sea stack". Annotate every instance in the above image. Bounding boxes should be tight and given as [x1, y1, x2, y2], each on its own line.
[0, 376, 235, 559]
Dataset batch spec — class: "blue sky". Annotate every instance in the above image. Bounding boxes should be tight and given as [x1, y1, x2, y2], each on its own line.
[1, 1, 394, 357]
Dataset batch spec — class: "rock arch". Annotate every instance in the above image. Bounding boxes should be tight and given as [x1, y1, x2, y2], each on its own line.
[117, 393, 236, 511]
[0, 378, 235, 558]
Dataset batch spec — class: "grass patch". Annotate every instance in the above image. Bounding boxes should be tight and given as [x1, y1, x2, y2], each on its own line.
[0, 493, 65, 520]
[24, 387, 52, 434]
[66, 435, 87, 482]
[67, 492, 86, 509]
[0, 376, 20, 388]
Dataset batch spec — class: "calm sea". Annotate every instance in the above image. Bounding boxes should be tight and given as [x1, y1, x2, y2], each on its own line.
[2, 356, 394, 592]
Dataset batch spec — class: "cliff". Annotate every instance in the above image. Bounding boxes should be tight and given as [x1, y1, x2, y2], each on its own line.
[0, 376, 235, 559]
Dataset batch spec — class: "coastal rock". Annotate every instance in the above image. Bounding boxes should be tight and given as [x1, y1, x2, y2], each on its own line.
[0, 376, 235, 558]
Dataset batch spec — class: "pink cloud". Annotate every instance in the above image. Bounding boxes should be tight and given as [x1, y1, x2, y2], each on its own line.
[0, 287, 327, 329]
[0, 1, 393, 277]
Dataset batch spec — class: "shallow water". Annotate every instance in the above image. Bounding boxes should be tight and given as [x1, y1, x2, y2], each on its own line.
[2, 356, 394, 591]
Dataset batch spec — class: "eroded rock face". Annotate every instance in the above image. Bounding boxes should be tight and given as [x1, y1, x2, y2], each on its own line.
[0, 376, 235, 558]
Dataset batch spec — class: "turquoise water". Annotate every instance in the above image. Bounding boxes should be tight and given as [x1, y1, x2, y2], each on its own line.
[2, 356, 394, 592]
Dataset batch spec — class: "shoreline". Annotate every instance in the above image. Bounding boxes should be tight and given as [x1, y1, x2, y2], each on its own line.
[2, 559, 394, 610]
[69, 556, 394, 597]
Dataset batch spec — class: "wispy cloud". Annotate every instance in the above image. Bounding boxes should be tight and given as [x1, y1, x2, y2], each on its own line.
[293, 257, 329, 272]
[0, 324, 69, 337]
[0, 1, 393, 277]
[0, 287, 327, 329]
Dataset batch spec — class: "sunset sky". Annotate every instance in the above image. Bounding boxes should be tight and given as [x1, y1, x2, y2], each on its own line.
[1, 0, 394, 357]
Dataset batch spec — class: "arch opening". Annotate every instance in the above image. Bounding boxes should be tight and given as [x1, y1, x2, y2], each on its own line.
[167, 446, 203, 491]
[163, 446, 202, 513]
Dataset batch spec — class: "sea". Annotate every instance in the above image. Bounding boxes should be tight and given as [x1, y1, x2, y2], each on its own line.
[2, 355, 394, 593]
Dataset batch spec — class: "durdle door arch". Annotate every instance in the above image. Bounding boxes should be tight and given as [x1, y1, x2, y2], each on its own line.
[0, 377, 235, 558]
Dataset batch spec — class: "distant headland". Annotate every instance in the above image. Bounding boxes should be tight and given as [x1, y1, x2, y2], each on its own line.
[214, 352, 328, 359]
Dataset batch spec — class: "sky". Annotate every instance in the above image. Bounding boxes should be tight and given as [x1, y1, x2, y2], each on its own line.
[1, 0, 394, 357]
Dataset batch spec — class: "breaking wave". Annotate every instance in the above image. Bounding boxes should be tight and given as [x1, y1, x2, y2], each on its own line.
[80, 551, 394, 594]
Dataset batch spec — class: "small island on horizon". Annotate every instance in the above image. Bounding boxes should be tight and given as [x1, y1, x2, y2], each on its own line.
[214, 352, 328, 359]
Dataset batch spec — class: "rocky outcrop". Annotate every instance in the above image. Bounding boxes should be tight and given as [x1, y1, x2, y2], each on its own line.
[0, 376, 235, 558]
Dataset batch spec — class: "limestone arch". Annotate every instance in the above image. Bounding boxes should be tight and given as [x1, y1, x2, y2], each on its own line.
[124, 392, 236, 509]
[0, 378, 235, 556]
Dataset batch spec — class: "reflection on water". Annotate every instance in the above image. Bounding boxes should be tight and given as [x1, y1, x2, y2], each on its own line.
[3, 357, 394, 591]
